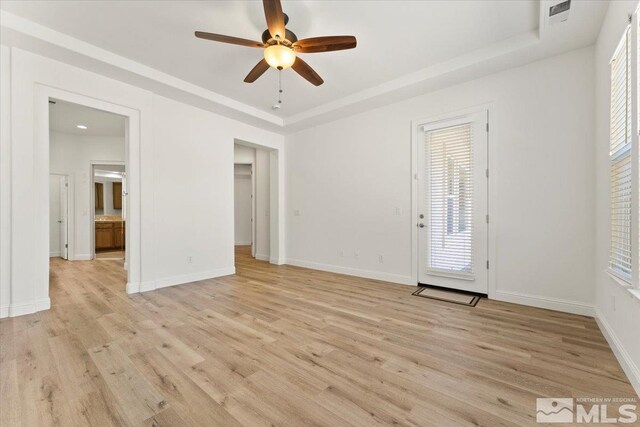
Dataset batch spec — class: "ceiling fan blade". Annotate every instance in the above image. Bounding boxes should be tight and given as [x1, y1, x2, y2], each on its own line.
[293, 36, 357, 53]
[263, 0, 286, 40]
[195, 31, 264, 48]
[244, 59, 270, 83]
[292, 57, 324, 86]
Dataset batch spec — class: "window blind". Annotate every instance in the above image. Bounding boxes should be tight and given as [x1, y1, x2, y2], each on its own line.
[609, 27, 632, 279]
[427, 123, 474, 274]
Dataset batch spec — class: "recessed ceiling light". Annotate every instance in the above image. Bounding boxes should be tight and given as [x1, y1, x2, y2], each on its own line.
[76, 125, 87, 130]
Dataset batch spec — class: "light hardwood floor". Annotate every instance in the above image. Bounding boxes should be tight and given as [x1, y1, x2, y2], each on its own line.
[0, 246, 636, 426]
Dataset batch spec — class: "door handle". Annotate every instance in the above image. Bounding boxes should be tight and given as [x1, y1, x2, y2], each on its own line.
[57, 220, 63, 224]
[418, 223, 425, 228]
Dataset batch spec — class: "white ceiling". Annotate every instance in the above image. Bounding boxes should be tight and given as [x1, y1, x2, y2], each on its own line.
[49, 99, 126, 136]
[1, 1, 610, 130]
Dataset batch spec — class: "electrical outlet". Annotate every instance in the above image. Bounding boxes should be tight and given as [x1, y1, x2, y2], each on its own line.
[354, 250, 360, 260]
[187, 256, 193, 264]
[379, 255, 384, 264]
[395, 207, 402, 216]
[294, 209, 301, 216]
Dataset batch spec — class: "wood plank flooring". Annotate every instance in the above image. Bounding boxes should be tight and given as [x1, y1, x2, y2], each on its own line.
[0, 246, 637, 426]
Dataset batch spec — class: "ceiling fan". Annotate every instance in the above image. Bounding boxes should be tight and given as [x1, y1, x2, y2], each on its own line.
[195, 0, 357, 86]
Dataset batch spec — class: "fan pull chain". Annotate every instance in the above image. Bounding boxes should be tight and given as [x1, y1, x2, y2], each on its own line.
[272, 70, 283, 110]
[278, 69, 283, 106]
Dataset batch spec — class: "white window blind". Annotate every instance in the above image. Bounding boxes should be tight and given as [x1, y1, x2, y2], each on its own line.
[427, 123, 474, 274]
[609, 27, 632, 280]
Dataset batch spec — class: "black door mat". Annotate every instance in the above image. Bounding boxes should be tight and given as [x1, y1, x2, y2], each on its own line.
[412, 286, 481, 307]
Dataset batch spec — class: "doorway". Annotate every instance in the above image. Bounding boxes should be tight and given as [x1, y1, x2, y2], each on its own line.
[92, 163, 126, 261]
[234, 163, 254, 252]
[48, 97, 128, 292]
[234, 142, 272, 266]
[416, 110, 488, 294]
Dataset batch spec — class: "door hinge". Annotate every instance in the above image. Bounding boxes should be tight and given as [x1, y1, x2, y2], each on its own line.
[485, 169, 489, 178]
[65, 244, 68, 248]
[486, 123, 489, 132]
[486, 214, 489, 223]
[486, 260, 489, 269]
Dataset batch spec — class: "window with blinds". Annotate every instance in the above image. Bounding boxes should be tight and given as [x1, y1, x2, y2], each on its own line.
[609, 27, 632, 280]
[426, 123, 473, 274]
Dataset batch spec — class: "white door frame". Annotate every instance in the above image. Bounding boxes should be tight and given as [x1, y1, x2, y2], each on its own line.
[90, 161, 126, 260]
[411, 104, 496, 297]
[234, 139, 282, 264]
[36, 85, 141, 297]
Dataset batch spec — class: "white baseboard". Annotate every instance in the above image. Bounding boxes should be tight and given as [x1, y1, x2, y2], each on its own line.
[49, 252, 60, 257]
[492, 290, 595, 316]
[235, 242, 252, 246]
[126, 267, 236, 294]
[270, 257, 285, 265]
[285, 258, 414, 286]
[72, 254, 93, 261]
[126, 282, 140, 293]
[255, 253, 269, 261]
[4, 297, 51, 318]
[595, 309, 640, 396]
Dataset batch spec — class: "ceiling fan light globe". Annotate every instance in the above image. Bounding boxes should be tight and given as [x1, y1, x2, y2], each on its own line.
[264, 44, 296, 70]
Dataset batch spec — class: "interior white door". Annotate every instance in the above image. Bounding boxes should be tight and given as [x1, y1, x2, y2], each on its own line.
[59, 176, 69, 260]
[49, 174, 69, 259]
[49, 175, 61, 257]
[417, 111, 488, 294]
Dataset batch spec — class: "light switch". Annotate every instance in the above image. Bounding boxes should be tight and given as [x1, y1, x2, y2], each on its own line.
[294, 209, 301, 216]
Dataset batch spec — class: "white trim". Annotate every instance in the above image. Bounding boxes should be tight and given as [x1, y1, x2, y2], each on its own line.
[5, 297, 51, 318]
[72, 254, 93, 261]
[0, 305, 8, 318]
[127, 267, 236, 294]
[0, 11, 282, 128]
[595, 309, 640, 396]
[493, 290, 595, 316]
[235, 241, 252, 246]
[285, 258, 413, 286]
[49, 252, 61, 257]
[255, 253, 269, 261]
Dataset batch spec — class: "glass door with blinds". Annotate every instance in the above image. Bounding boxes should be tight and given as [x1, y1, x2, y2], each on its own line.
[417, 111, 488, 293]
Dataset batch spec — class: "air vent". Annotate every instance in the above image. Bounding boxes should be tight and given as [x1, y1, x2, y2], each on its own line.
[548, 0, 571, 25]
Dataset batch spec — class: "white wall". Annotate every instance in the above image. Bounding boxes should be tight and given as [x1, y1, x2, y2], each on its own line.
[234, 165, 253, 245]
[50, 131, 125, 259]
[1, 45, 12, 317]
[0, 47, 285, 317]
[594, 0, 640, 394]
[286, 46, 596, 314]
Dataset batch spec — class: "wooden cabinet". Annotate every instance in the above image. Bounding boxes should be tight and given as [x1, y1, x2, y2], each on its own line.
[95, 183, 104, 209]
[113, 222, 124, 248]
[113, 182, 122, 210]
[95, 221, 125, 252]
